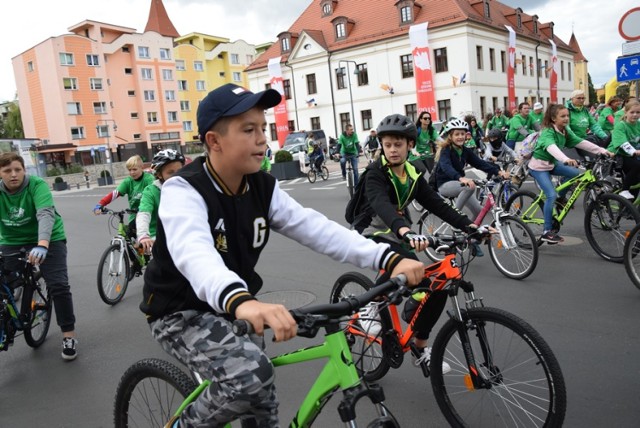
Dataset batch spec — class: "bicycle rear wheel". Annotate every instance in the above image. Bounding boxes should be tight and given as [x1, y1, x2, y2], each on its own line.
[584, 193, 640, 263]
[330, 272, 391, 382]
[488, 215, 539, 279]
[624, 223, 640, 290]
[114, 358, 197, 428]
[23, 277, 52, 348]
[97, 244, 130, 305]
[430, 307, 566, 428]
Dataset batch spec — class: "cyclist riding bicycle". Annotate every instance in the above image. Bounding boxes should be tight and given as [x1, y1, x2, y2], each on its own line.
[412, 111, 441, 173]
[339, 124, 361, 186]
[606, 99, 640, 200]
[308, 140, 325, 171]
[483, 128, 518, 163]
[139, 83, 424, 428]
[349, 113, 478, 373]
[364, 129, 381, 162]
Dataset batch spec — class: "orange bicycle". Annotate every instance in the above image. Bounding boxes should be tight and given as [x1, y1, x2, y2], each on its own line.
[330, 231, 566, 427]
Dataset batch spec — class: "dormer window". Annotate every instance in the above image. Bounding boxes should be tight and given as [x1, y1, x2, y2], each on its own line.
[331, 16, 354, 41]
[336, 23, 346, 39]
[401, 6, 412, 23]
[395, 0, 421, 25]
[281, 37, 290, 52]
[483, 0, 490, 19]
[532, 15, 538, 33]
[549, 22, 554, 39]
[321, 0, 337, 17]
[516, 8, 522, 29]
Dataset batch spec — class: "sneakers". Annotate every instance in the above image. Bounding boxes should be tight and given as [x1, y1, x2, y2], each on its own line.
[358, 302, 382, 336]
[414, 347, 451, 374]
[62, 337, 77, 361]
[541, 231, 564, 245]
[619, 190, 635, 200]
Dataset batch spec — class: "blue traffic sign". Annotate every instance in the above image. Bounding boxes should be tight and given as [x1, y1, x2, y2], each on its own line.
[616, 54, 640, 82]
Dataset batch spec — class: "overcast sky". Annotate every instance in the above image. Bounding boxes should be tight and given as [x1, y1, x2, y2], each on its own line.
[0, 0, 632, 102]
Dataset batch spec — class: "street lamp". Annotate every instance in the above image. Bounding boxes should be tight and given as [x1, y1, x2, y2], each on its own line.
[96, 119, 117, 179]
[338, 60, 359, 135]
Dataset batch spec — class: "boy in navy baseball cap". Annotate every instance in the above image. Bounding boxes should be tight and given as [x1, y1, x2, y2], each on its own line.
[141, 83, 425, 427]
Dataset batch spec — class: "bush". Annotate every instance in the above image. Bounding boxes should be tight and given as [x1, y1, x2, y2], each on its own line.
[54, 176, 65, 183]
[46, 167, 62, 177]
[65, 164, 84, 174]
[274, 150, 293, 163]
[100, 170, 111, 178]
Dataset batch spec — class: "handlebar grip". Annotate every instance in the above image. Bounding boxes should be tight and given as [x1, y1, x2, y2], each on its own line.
[232, 319, 253, 336]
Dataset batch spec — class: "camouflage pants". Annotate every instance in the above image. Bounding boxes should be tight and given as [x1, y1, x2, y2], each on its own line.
[150, 310, 279, 427]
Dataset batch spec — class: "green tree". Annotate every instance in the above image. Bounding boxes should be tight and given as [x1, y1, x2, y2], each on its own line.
[587, 74, 597, 106]
[3, 104, 23, 139]
[616, 84, 630, 101]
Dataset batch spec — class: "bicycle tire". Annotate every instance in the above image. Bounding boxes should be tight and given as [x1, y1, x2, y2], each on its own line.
[23, 278, 52, 348]
[624, 223, 640, 290]
[488, 215, 539, 279]
[320, 166, 329, 181]
[417, 210, 467, 263]
[114, 358, 197, 428]
[584, 193, 640, 263]
[505, 190, 546, 239]
[430, 307, 566, 428]
[307, 169, 317, 183]
[347, 170, 355, 198]
[496, 181, 519, 209]
[330, 272, 391, 382]
[97, 244, 130, 305]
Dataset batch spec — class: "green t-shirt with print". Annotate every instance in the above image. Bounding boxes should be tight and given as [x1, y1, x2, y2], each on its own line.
[137, 182, 161, 238]
[339, 132, 360, 155]
[0, 176, 66, 245]
[488, 115, 509, 130]
[117, 172, 155, 221]
[607, 120, 640, 157]
[415, 127, 439, 156]
[532, 127, 582, 164]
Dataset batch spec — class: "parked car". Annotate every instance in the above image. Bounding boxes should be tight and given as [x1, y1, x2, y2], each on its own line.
[281, 141, 309, 165]
[284, 130, 328, 152]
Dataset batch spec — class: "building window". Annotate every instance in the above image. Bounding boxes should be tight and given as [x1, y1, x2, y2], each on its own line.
[63, 78, 78, 90]
[336, 23, 346, 39]
[219, 72, 226, 77]
[168, 111, 178, 122]
[492, 97, 498, 112]
[124, 68, 133, 75]
[281, 37, 290, 52]
[176, 60, 186, 71]
[86, 54, 99, 66]
[144, 90, 156, 101]
[71, 127, 85, 140]
[336, 67, 346, 89]
[178, 80, 188, 91]
[163, 69, 173, 80]
[567, 62, 572, 81]
[130, 112, 139, 119]
[544, 60, 549, 78]
[138, 46, 150, 58]
[529, 56, 534, 76]
[288, 120, 296, 132]
[193, 61, 203, 71]
[400, 54, 414, 78]
[476, 46, 483, 70]
[483, 0, 490, 18]
[361, 109, 373, 131]
[357, 63, 369, 86]
[480, 96, 486, 118]
[533, 20, 538, 33]
[160, 48, 171, 60]
[196, 80, 206, 91]
[489, 48, 495, 71]
[306, 74, 317, 94]
[269, 123, 277, 141]
[560, 60, 565, 80]
[183, 121, 193, 132]
[232, 72, 242, 82]
[147, 112, 158, 124]
[400, 6, 412, 23]
[311, 116, 321, 130]
[141, 68, 152, 80]
[322, 3, 331, 16]
[405, 104, 417, 122]
[339, 113, 350, 132]
[180, 100, 190, 111]
[246, 54, 254, 64]
[90, 78, 103, 90]
[231, 54, 240, 64]
[435, 48, 448, 73]
[96, 125, 110, 137]
[27, 61, 34, 72]
[516, 13, 522, 29]
[437, 99, 451, 121]
[521, 55, 526, 75]
[500, 50, 506, 73]
[128, 90, 135, 97]
[283, 79, 291, 99]
[67, 102, 81, 115]
[165, 90, 176, 101]
[93, 102, 107, 114]
[59, 53, 74, 66]
[503, 97, 509, 110]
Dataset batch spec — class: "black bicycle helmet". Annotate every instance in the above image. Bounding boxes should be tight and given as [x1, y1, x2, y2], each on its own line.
[151, 149, 185, 175]
[487, 128, 503, 140]
[376, 114, 418, 142]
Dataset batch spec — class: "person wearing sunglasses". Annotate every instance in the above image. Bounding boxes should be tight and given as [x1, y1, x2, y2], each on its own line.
[412, 111, 442, 173]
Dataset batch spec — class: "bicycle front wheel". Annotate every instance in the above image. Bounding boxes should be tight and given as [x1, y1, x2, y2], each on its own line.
[430, 307, 566, 428]
[114, 358, 197, 428]
[584, 193, 640, 263]
[347, 170, 355, 198]
[583, 180, 615, 209]
[23, 278, 52, 348]
[97, 244, 130, 305]
[488, 215, 539, 279]
[320, 166, 329, 181]
[330, 272, 391, 382]
[307, 168, 317, 183]
[624, 223, 640, 290]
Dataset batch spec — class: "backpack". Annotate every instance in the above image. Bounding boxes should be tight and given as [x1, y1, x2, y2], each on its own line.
[518, 132, 540, 159]
[344, 169, 373, 232]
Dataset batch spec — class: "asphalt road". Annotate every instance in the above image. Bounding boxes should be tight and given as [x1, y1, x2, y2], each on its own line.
[1, 166, 638, 427]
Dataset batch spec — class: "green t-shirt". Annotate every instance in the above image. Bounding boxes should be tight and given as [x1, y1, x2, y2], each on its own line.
[488, 115, 509, 130]
[597, 107, 618, 133]
[607, 120, 640, 157]
[614, 109, 625, 125]
[415, 127, 439, 156]
[567, 102, 605, 139]
[117, 172, 155, 221]
[0, 176, 66, 245]
[532, 127, 582, 163]
[339, 132, 360, 155]
[530, 111, 543, 129]
[137, 183, 161, 238]
[506, 114, 533, 142]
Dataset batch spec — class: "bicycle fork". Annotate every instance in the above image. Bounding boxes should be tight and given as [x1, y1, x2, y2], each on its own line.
[109, 237, 128, 276]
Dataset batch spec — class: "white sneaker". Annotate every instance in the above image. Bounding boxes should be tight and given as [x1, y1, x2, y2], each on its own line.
[414, 347, 451, 374]
[619, 190, 634, 200]
[358, 302, 382, 336]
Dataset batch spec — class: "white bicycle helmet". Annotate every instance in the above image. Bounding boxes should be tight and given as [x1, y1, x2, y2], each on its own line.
[441, 118, 469, 137]
[151, 149, 185, 176]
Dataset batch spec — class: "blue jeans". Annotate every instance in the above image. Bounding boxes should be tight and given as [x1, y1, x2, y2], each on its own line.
[529, 164, 581, 231]
[505, 139, 516, 150]
[340, 154, 359, 186]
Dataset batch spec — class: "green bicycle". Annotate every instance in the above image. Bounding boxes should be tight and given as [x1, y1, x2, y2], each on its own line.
[505, 156, 640, 262]
[113, 277, 410, 428]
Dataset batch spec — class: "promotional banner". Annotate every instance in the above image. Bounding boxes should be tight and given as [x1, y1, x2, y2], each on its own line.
[549, 40, 559, 104]
[267, 57, 289, 147]
[409, 23, 438, 120]
[505, 26, 516, 112]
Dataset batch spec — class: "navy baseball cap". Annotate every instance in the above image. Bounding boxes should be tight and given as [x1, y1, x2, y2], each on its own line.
[197, 83, 282, 142]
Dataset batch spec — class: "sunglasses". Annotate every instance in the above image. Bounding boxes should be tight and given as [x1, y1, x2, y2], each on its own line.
[421, 116, 431, 120]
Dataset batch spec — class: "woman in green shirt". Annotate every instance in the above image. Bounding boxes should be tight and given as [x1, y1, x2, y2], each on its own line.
[0, 152, 78, 360]
[606, 99, 640, 200]
[412, 111, 442, 172]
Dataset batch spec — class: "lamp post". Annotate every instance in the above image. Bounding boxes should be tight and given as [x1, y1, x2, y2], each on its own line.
[96, 119, 117, 180]
[339, 60, 359, 135]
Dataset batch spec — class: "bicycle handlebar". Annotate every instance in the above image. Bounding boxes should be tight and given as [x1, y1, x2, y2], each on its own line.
[100, 208, 138, 216]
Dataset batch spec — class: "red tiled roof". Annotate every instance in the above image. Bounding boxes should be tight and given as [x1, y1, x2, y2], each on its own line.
[144, 0, 179, 38]
[246, 0, 574, 71]
[568, 32, 587, 62]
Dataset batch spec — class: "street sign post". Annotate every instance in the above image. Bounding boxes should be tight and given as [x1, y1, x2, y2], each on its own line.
[616, 54, 640, 83]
